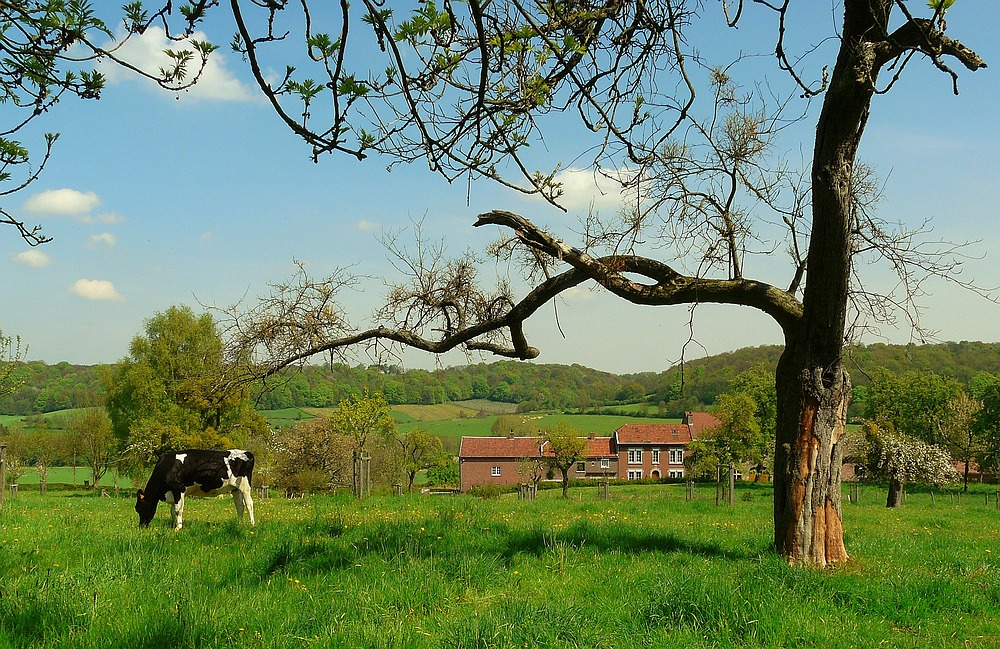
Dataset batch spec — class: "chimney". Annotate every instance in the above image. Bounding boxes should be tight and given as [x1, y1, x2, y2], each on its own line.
[589, 432, 596, 440]
[508, 429, 515, 439]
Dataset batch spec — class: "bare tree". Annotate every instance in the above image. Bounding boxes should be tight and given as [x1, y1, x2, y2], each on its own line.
[211, 2, 987, 566]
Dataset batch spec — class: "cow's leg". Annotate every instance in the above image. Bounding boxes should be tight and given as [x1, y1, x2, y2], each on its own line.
[234, 478, 255, 526]
[172, 493, 184, 530]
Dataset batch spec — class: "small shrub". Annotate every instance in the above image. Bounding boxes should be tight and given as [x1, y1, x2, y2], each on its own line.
[468, 484, 503, 499]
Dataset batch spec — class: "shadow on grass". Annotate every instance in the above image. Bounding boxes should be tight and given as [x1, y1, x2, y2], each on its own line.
[501, 521, 749, 561]
[256, 515, 757, 579]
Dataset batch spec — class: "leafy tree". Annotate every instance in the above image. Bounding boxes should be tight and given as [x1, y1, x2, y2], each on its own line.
[861, 421, 958, 508]
[425, 454, 460, 488]
[543, 422, 587, 498]
[329, 388, 395, 496]
[862, 369, 962, 444]
[25, 431, 58, 495]
[0, 327, 26, 398]
[204, 2, 987, 566]
[490, 414, 535, 438]
[971, 373, 1000, 475]
[329, 388, 395, 455]
[685, 393, 764, 482]
[939, 391, 984, 492]
[102, 306, 265, 472]
[394, 428, 443, 492]
[726, 365, 777, 479]
[0, 428, 29, 485]
[66, 407, 117, 488]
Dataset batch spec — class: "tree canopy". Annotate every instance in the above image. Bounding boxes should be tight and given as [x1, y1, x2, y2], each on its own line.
[102, 305, 265, 474]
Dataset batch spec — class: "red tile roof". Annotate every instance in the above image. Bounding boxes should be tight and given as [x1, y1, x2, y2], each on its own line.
[615, 423, 692, 444]
[584, 437, 615, 458]
[684, 411, 722, 438]
[459, 436, 545, 459]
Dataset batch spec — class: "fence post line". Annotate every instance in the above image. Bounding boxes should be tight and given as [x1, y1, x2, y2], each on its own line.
[0, 443, 6, 509]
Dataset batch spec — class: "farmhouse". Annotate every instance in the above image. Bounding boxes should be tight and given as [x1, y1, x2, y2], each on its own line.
[459, 412, 720, 491]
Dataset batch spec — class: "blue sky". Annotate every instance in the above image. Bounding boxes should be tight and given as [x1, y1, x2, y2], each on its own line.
[2, 2, 998, 374]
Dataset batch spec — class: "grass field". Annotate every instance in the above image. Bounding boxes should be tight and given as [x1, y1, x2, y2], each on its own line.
[1, 482, 997, 648]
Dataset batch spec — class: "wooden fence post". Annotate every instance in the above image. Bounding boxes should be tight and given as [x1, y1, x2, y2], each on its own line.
[0, 443, 6, 509]
[727, 464, 735, 506]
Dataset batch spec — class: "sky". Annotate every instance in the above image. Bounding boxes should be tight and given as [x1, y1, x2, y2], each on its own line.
[1, 2, 998, 375]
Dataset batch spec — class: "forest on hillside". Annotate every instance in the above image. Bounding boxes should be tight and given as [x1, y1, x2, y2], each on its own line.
[4, 341, 1000, 418]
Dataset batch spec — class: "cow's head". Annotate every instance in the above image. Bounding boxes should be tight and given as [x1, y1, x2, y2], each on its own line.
[135, 489, 156, 528]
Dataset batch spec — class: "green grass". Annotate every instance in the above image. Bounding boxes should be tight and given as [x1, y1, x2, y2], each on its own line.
[1, 483, 997, 648]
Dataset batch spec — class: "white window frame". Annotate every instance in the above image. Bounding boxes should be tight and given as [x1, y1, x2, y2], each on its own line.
[600, 458, 610, 470]
[627, 448, 643, 464]
[576, 461, 586, 472]
[669, 469, 684, 479]
[651, 449, 660, 465]
[491, 466, 501, 477]
[669, 449, 684, 464]
[627, 469, 643, 480]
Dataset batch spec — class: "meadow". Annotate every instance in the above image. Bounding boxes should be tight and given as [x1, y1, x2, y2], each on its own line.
[1, 483, 998, 648]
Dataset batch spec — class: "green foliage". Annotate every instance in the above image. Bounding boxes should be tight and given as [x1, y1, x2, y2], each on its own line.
[394, 427, 443, 491]
[862, 368, 961, 444]
[543, 421, 588, 497]
[425, 454, 459, 487]
[102, 305, 266, 474]
[329, 388, 395, 453]
[971, 373, 1000, 472]
[0, 326, 26, 398]
[686, 393, 765, 479]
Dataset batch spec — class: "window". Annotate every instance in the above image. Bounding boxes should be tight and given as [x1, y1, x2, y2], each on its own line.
[627, 448, 642, 464]
[491, 466, 501, 477]
[651, 449, 660, 465]
[576, 462, 586, 472]
[600, 458, 610, 469]
[669, 449, 684, 464]
[669, 469, 684, 479]
[627, 469, 643, 480]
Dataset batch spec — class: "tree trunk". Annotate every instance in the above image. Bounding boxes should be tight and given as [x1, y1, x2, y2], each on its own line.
[886, 478, 903, 508]
[560, 469, 570, 498]
[773, 342, 850, 567]
[772, 2, 898, 567]
[963, 460, 970, 493]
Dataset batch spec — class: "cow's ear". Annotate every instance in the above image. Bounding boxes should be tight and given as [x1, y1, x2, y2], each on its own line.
[137, 489, 144, 500]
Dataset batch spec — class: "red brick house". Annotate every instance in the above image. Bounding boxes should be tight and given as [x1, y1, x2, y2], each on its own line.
[459, 412, 720, 491]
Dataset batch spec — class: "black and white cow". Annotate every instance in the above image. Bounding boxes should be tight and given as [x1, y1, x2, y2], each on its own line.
[135, 449, 256, 529]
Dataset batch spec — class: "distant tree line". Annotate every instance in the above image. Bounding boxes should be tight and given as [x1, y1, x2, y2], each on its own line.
[8, 341, 1000, 419]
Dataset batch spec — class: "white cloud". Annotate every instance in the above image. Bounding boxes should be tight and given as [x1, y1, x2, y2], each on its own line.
[89, 233, 117, 248]
[23, 189, 100, 218]
[99, 27, 257, 102]
[545, 168, 634, 213]
[71, 279, 124, 301]
[14, 249, 52, 268]
[97, 212, 125, 225]
[356, 219, 380, 232]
